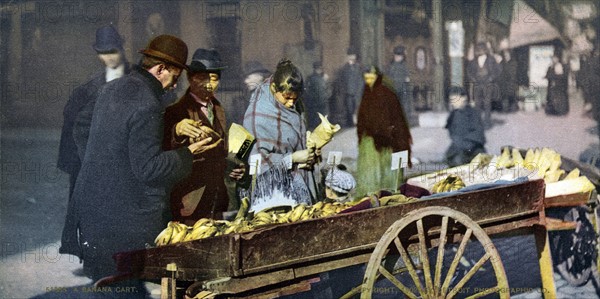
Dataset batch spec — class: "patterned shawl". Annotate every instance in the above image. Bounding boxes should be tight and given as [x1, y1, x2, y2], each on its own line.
[243, 79, 314, 211]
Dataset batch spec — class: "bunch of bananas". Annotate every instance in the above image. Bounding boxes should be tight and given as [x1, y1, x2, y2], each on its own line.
[492, 147, 567, 183]
[431, 174, 466, 193]
[155, 195, 416, 246]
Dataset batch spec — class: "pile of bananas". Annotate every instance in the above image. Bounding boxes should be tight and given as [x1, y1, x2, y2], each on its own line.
[155, 195, 414, 246]
[491, 147, 569, 183]
[431, 174, 466, 193]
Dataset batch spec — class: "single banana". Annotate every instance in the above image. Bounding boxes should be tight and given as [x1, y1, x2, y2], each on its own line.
[193, 218, 213, 230]
[235, 197, 250, 221]
[198, 226, 218, 239]
[313, 201, 324, 210]
[290, 204, 307, 222]
[154, 225, 174, 246]
[564, 168, 580, 180]
[170, 223, 189, 244]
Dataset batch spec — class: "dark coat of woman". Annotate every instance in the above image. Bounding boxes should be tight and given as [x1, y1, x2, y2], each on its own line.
[66, 67, 193, 280]
[356, 74, 412, 196]
[357, 75, 412, 155]
[163, 91, 229, 224]
[545, 61, 569, 116]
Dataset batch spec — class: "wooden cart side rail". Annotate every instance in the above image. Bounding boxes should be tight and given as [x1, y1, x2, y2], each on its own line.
[114, 180, 545, 283]
[238, 180, 545, 275]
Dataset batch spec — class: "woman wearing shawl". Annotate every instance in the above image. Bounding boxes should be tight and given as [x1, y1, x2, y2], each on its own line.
[356, 65, 412, 196]
[243, 59, 318, 212]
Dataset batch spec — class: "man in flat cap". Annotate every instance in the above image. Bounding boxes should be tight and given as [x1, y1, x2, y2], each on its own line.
[61, 35, 219, 294]
[387, 45, 414, 125]
[330, 47, 364, 128]
[163, 48, 245, 225]
[58, 26, 131, 260]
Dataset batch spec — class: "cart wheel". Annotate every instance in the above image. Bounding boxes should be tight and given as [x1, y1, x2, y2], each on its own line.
[361, 206, 509, 299]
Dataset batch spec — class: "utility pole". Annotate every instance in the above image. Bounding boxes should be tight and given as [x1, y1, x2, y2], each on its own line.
[431, 0, 445, 111]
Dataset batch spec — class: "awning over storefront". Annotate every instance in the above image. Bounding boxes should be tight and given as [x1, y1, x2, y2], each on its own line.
[509, 0, 562, 48]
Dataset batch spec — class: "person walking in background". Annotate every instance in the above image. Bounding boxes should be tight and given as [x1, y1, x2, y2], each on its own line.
[57, 25, 130, 257]
[330, 47, 363, 128]
[304, 61, 332, 129]
[243, 59, 318, 212]
[582, 47, 600, 146]
[62, 35, 221, 293]
[225, 61, 271, 127]
[356, 65, 412, 197]
[163, 48, 245, 225]
[387, 45, 414, 124]
[467, 42, 502, 129]
[545, 53, 570, 116]
[444, 86, 486, 167]
[498, 48, 518, 113]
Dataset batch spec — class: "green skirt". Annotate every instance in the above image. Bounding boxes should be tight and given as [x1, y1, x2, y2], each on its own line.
[355, 136, 397, 197]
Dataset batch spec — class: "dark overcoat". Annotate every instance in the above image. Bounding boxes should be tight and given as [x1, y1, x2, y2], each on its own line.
[445, 105, 486, 166]
[58, 72, 105, 178]
[66, 68, 193, 280]
[163, 91, 229, 223]
[356, 75, 412, 159]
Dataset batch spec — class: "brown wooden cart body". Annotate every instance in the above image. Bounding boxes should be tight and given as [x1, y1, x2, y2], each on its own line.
[115, 179, 547, 295]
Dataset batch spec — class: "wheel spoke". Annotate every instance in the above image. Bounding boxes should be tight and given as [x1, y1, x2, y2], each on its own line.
[363, 207, 508, 299]
[441, 228, 473, 297]
[378, 265, 419, 299]
[447, 252, 491, 298]
[394, 237, 426, 296]
[417, 219, 434, 297]
[434, 216, 449, 296]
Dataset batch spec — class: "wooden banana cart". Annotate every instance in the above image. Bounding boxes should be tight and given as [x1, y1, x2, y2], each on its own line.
[110, 179, 556, 298]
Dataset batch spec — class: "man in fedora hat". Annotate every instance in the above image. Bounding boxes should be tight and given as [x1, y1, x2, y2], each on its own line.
[62, 35, 221, 291]
[163, 48, 245, 224]
[58, 24, 130, 258]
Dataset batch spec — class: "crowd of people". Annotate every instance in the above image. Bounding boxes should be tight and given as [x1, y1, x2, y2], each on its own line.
[51, 24, 598, 297]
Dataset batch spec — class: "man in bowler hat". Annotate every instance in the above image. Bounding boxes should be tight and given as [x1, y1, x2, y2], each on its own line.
[61, 34, 220, 295]
[163, 48, 245, 224]
[58, 25, 130, 258]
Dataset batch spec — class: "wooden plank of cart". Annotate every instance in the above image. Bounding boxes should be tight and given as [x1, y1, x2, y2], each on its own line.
[111, 179, 559, 299]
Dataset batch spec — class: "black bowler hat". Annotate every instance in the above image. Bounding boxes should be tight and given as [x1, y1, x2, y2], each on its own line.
[393, 46, 405, 56]
[188, 48, 228, 73]
[139, 34, 189, 70]
[93, 25, 123, 53]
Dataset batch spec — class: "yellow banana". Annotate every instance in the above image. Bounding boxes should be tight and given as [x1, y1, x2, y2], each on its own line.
[170, 223, 189, 244]
[193, 218, 213, 230]
[564, 168, 580, 180]
[235, 197, 250, 221]
[198, 226, 218, 239]
[313, 201, 324, 210]
[290, 204, 307, 222]
[154, 225, 174, 246]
